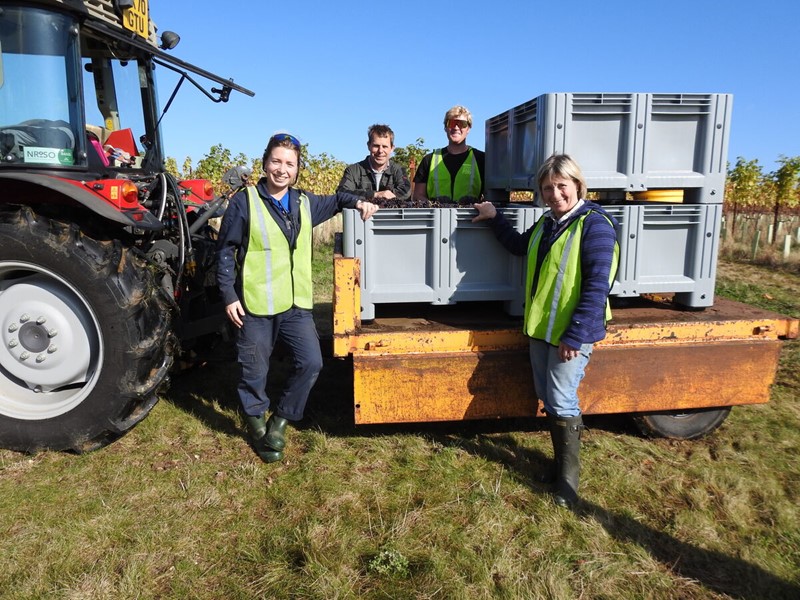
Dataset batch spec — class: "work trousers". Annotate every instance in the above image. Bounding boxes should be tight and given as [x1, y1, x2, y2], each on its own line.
[529, 338, 593, 418]
[235, 308, 323, 421]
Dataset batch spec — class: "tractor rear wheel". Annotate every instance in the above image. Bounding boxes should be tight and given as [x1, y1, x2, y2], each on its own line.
[0, 206, 175, 452]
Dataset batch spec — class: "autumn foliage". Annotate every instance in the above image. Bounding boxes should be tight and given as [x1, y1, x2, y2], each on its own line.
[168, 145, 799, 222]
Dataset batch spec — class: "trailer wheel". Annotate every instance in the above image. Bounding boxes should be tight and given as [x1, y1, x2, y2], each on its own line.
[632, 407, 731, 440]
[0, 206, 175, 452]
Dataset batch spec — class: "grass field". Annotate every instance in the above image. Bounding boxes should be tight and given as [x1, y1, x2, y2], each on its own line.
[0, 254, 798, 599]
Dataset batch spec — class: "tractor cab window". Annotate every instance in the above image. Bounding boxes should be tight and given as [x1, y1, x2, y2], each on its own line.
[81, 55, 149, 169]
[0, 6, 83, 168]
[0, 6, 157, 171]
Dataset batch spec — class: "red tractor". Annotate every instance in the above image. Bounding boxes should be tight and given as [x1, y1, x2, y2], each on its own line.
[0, 1, 253, 452]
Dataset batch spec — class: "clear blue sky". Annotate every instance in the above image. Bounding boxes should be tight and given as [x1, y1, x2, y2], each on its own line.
[150, 0, 799, 174]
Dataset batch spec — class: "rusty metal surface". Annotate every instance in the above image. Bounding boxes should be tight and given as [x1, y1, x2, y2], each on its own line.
[353, 340, 783, 424]
[339, 304, 796, 357]
[354, 351, 536, 424]
[335, 296, 797, 357]
[607, 296, 799, 340]
[335, 255, 796, 425]
[333, 256, 798, 358]
[358, 296, 796, 336]
[580, 340, 781, 414]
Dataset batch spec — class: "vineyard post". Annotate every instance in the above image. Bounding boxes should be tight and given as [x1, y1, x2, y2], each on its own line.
[409, 157, 416, 198]
[772, 197, 781, 246]
[751, 230, 761, 260]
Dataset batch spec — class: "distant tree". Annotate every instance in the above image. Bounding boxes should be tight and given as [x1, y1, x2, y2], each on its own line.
[167, 145, 251, 193]
[726, 157, 764, 221]
[392, 137, 429, 178]
[772, 156, 800, 208]
[249, 156, 263, 181]
[182, 157, 193, 179]
[164, 156, 179, 179]
[769, 155, 800, 243]
[193, 144, 250, 193]
[169, 144, 346, 195]
[297, 145, 346, 194]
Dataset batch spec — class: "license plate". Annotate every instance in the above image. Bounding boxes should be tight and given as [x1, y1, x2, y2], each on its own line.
[122, 0, 149, 40]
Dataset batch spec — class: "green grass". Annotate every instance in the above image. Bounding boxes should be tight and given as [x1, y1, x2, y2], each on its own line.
[311, 242, 334, 302]
[1, 256, 798, 599]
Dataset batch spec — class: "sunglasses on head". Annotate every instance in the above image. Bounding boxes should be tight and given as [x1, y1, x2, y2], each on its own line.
[270, 132, 301, 147]
[446, 118, 469, 129]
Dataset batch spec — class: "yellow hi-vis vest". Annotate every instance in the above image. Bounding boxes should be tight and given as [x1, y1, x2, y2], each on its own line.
[426, 148, 482, 202]
[523, 211, 619, 345]
[241, 186, 313, 316]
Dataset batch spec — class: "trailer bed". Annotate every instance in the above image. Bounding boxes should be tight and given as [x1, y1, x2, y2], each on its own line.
[331, 256, 798, 425]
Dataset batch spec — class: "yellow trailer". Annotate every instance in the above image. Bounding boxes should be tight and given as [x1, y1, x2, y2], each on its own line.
[332, 254, 798, 439]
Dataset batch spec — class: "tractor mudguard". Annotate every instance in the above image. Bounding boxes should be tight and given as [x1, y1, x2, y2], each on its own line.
[0, 172, 163, 230]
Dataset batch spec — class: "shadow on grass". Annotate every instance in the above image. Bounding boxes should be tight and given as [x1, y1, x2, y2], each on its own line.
[443, 432, 800, 600]
[576, 499, 800, 600]
[163, 345, 799, 598]
[163, 358, 242, 438]
[162, 339, 361, 443]
[163, 345, 640, 448]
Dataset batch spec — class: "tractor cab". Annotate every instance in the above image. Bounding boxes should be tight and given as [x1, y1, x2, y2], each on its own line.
[0, 2, 250, 178]
[1, 3, 154, 174]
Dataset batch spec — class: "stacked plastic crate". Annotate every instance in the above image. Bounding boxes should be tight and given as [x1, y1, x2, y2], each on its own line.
[485, 92, 732, 308]
[342, 206, 542, 320]
[343, 92, 732, 320]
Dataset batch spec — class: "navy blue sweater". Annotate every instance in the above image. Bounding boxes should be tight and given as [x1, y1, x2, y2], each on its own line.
[215, 179, 362, 308]
[487, 201, 619, 348]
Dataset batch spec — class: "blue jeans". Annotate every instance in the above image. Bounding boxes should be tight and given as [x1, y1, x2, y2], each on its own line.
[529, 339, 593, 418]
[235, 308, 323, 421]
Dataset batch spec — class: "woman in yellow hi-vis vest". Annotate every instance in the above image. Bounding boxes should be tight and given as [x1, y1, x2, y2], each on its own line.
[473, 155, 619, 508]
[216, 133, 378, 463]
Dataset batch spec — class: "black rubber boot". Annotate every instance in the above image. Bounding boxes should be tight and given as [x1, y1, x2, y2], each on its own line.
[539, 416, 560, 485]
[548, 414, 583, 509]
[264, 414, 289, 452]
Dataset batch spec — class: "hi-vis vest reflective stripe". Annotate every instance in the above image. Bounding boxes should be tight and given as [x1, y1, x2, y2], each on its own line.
[241, 187, 313, 315]
[523, 211, 619, 345]
[427, 148, 482, 201]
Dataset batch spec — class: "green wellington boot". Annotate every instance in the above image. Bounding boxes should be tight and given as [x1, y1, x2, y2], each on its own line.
[245, 414, 283, 463]
[246, 414, 267, 440]
[254, 445, 284, 463]
[548, 414, 584, 509]
[264, 414, 289, 452]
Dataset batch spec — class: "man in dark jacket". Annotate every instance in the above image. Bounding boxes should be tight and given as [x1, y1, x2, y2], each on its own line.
[337, 124, 411, 203]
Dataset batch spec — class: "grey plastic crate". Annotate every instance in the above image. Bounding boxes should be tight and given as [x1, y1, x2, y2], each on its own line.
[343, 202, 720, 319]
[606, 204, 721, 307]
[485, 111, 512, 192]
[342, 206, 543, 320]
[485, 92, 732, 201]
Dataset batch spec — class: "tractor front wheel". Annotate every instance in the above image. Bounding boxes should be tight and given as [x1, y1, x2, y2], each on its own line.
[0, 206, 175, 452]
